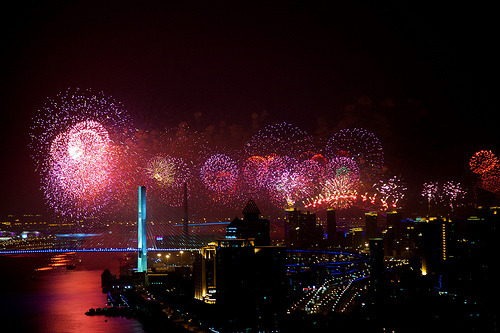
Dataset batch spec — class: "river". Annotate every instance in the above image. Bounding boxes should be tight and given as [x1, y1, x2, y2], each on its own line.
[0, 252, 145, 333]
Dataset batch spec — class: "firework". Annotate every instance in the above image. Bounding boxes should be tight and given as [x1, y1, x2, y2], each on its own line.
[421, 182, 440, 215]
[30, 88, 132, 217]
[146, 156, 189, 187]
[324, 157, 360, 182]
[267, 156, 313, 207]
[200, 153, 239, 194]
[321, 157, 360, 209]
[325, 128, 384, 186]
[44, 121, 116, 217]
[468, 150, 500, 194]
[244, 122, 316, 159]
[145, 155, 190, 206]
[469, 150, 498, 174]
[421, 182, 439, 203]
[373, 176, 407, 209]
[304, 157, 360, 210]
[479, 168, 500, 194]
[300, 157, 327, 192]
[442, 180, 466, 210]
[241, 155, 269, 192]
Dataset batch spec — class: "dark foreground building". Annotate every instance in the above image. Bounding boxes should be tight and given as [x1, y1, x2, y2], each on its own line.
[285, 208, 323, 249]
[193, 199, 287, 331]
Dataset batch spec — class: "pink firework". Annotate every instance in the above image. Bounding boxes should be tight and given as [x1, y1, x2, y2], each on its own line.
[30, 88, 133, 218]
[325, 128, 384, 186]
[200, 154, 239, 194]
[442, 180, 466, 210]
[304, 157, 360, 210]
[244, 122, 316, 159]
[45, 120, 116, 216]
[421, 182, 440, 215]
[267, 156, 313, 207]
[242, 155, 270, 192]
[373, 176, 407, 209]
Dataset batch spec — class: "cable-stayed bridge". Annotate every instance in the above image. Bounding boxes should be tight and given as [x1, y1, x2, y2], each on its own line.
[0, 185, 234, 254]
[0, 221, 228, 254]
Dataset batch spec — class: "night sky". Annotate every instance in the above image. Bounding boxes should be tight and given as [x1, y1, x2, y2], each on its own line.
[0, 1, 497, 216]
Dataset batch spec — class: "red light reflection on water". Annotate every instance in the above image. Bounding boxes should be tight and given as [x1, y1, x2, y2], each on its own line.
[0, 253, 144, 333]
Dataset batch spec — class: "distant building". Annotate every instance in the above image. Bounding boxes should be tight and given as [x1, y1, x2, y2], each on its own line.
[193, 242, 217, 303]
[326, 209, 337, 246]
[285, 208, 323, 249]
[345, 227, 364, 249]
[365, 211, 379, 240]
[369, 238, 385, 283]
[225, 199, 270, 246]
[386, 210, 402, 230]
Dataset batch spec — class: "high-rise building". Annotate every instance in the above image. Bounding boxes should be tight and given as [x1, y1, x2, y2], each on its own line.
[225, 199, 270, 246]
[368, 237, 385, 313]
[215, 238, 286, 330]
[326, 209, 337, 245]
[193, 200, 286, 331]
[386, 210, 401, 230]
[345, 227, 364, 249]
[285, 208, 323, 249]
[193, 242, 217, 303]
[420, 217, 448, 275]
[365, 211, 379, 240]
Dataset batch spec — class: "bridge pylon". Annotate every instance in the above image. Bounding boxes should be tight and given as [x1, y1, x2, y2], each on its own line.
[137, 186, 147, 273]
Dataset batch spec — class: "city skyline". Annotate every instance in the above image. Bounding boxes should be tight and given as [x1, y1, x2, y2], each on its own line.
[1, 2, 497, 218]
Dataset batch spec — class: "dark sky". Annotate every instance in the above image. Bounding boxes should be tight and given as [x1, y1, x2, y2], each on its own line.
[0, 1, 497, 216]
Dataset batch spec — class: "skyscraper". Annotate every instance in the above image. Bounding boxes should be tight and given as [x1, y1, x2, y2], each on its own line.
[285, 208, 323, 249]
[365, 211, 379, 240]
[224, 199, 270, 246]
[327, 209, 337, 246]
[194, 200, 286, 331]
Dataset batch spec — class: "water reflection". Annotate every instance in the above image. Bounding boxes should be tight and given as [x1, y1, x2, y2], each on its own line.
[0, 253, 145, 333]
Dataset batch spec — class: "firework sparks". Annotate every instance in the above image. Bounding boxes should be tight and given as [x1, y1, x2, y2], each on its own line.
[373, 176, 407, 209]
[304, 157, 360, 210]
[30, 88, 132, 218]
[469, 150, 500, 194]
[325, 128, 384, 187]
[244, 122, 315, 159]
[469, 150, 498, 174]
[200, 153, 239, 194]
[442, 180, 466, 210]
[145, 155, 190, 206]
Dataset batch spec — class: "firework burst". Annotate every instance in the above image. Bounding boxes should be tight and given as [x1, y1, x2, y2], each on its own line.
[304, 157, 360, 210]
[30, 88, 133, 217]
[244, 122, 316, 159]
[469, 150, 500, 194]
[373, 175, 407, 209]
[442, 180, 466, 210]
[421, 182, 440, 215]
[200, 153, 239, 195]
[469, 150, 498, 174]
[325, 128, 384, 186]
[145, 155, 191, 206]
